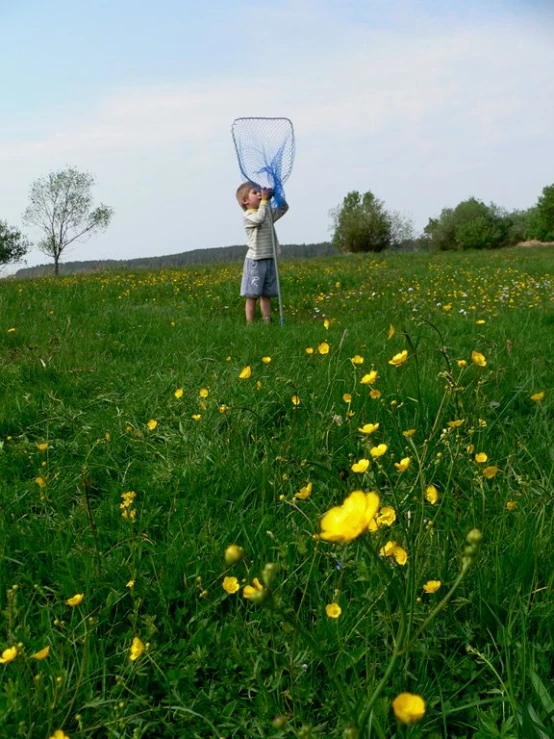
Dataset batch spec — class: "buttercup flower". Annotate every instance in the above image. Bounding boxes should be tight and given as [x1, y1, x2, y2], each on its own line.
[243, 577, 264, 600]
[50, 731, 70, 739]
[305, 347, 314, 354]
[35, 477, 47, 489]
[425, 485, 439, 504]
[126, 580, 135, 589]
[147, 419, 158, 430]
[360, 370, 379, 384]
[199, 388, 209, 398]
[388, 324, 395, 339]
[457, 359, 468, 368]
[291, 394, 301, 406]
[323, 318, 330, 330]
[370, 444, 388, 458]
[31, 646, 50, 660]
[261, 356, 271, 364]
[294, 482, 313, 500]
[474, 452, 488, 463]
[380, 541, 408, 565]
[224, 544, 244, 564]
[0, 646, 17, 664]
[222, 577, 240, 594]
[370, 389, 381, 399]
[66, 593, 84, 607]
[129, 636, 145, 661]
[239, 366, 252, 379]
[403, 429, 416, 437]
[423, 580, 441, 594]
[531, 391, 544, 401]
[191, 414, 202, 421]
[392, 693, 426, 725]
[483, 466, 498, 479]
[350, 355, 364, 365]
[388, 350, 408, 366]
[343, 393, 352, 403]
[471, 350, 487, 367]
[36, 442, 49, 451]
[174, 388, 183, 399]
[358, 422, 379, 435]
[320, 490, 380, 544]
[447, 419, 464, 428]
[376, 506, 396, 527]
[318, 342, 330, 355]
[351, 459, 370, 474]
[394, 456, 411, 472]
[326, 603, 342, 618]
[506, 501, 518, 511]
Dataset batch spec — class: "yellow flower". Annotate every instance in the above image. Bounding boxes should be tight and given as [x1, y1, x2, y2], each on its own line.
[326, 602, 342, 618]
[174, 387, 183, 399]
[351, 459, 370, 474]
[531, 391, 544, 401]
[476, 319, 486, 324]
[402, 428, 416, 437]
[457, 359, 468, 368]
[376, 506, 396, 527]
[392, 693, 426, 725]
[466, 444, 475, 454]
[388, 324, 395, 339]
[370, 444, 388, 458]
[471, 350, 487, 367]
[50, 731, 70, 739]
[291, 394, 301, 406]
[305, 347, 314, 354]
[35, 476, 47, 489]
[294, 482, 313, 500]
[224, 544, 244, 564]
[243, 577, 264, 600]
[388, 350, 408, 366]
[425, 485, 439, 504]
[474, 452, 488, 463]
[129, 636, 145, 661]
[320, 490, 380, 544]
[121, 491, 136, 507]
[222, 576, 240, 594]
[506, 501, 518, 511]
[318, 341, 330, 355]
[219, 404, 228, 413]
[379, 541, 408, 565]
[350, 355, 364, 365]
[360, 370, 378, 384]
[261, 356, 271, 364]
[66, 593, 84, 607]
[323, 318, 330, 330]
[147, 419, 158, 430]
[7, 327, 16, 333]
[126, 580, 135, 589]
[36, 442, 49, 451]
[343, 393, 352, 403]
[0, 646, 17, 664]
[239, 366, 252, 379]
[199, 387, 209, 398]
[191, 413, 202, 421]
[394, 456, 411, 472]
[423, 580, 441, 594]
[370, 389, 381, 399]
[483, 465, 498, 479]
[447, 419, 464, 428]
[358, 422, 379, 435]
[256, 380, 262, 390]
[31, 646, 50, 660]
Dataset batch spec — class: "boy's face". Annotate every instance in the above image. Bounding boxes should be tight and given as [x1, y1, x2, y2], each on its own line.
[243, 188, 263, 210]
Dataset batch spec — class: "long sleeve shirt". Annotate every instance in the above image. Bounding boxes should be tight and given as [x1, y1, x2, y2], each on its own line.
[243, 201, 289, 260]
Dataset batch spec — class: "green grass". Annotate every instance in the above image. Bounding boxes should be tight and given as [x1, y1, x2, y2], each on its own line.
[1, 248, 553, 738]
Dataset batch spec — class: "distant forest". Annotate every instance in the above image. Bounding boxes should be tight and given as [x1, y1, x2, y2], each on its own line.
[15, 242, 338, 278]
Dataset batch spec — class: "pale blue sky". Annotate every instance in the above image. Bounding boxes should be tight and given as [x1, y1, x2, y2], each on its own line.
[1, 0, 553, 270]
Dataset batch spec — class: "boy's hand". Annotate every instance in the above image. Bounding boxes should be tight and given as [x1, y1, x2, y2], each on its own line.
[261, 188, 273, 201]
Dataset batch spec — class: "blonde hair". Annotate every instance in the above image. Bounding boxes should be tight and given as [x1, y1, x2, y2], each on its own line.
[236, 181, 257, 210]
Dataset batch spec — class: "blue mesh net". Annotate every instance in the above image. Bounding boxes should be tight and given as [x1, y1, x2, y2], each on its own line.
[232, 117, 295, 209]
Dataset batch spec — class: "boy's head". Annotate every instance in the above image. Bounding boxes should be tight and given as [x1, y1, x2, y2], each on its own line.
[236, 181, 260, 211]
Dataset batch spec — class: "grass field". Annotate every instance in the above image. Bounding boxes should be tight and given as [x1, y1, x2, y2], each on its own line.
[1, 247, 553, 738]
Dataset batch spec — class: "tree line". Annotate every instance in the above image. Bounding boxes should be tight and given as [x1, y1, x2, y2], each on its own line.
[330, 184, 554, 253]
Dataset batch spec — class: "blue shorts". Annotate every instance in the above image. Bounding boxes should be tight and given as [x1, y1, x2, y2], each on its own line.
[240, 258, 278, 298]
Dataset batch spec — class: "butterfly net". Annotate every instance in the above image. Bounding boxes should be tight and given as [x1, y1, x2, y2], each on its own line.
[231, 117, 295, 209]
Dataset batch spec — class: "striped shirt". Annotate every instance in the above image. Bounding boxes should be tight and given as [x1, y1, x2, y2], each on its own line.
[243, 201, 289, 260]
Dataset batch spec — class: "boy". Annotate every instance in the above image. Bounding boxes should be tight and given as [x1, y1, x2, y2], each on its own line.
[236, 182, 289, 324]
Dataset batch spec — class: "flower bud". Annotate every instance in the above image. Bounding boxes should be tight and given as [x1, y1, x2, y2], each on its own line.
[224, 544, 244, 565]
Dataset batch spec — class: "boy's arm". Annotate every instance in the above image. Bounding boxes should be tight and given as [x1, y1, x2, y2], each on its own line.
[243, 202, 269, 226]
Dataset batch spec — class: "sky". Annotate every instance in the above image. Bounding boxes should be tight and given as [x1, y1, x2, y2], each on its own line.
[1, 0, 554, 273]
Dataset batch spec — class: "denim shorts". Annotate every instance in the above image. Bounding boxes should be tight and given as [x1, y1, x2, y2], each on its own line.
[240, 258, 278, 298]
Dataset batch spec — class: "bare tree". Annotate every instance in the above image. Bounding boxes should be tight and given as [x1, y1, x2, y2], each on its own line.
[23, 167, 113, 275]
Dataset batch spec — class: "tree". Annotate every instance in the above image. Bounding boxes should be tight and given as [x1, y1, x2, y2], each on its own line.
[526, 184, 554, 242]
[23, 167, 113, 275]
[423, 197, 512, 251]
[330, 190, 392, 253]
[0, 220, 30, 266]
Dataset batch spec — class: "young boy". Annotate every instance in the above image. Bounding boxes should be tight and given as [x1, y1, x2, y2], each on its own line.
[236, 182, 289, 324]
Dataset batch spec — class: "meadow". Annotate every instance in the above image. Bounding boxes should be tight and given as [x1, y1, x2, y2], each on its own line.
[0, 247, 553, 739]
